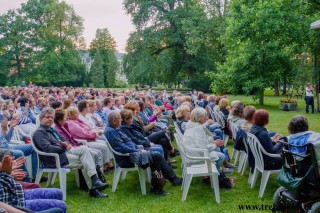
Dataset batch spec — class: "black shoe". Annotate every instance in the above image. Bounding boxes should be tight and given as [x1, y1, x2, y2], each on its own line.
[170, 150, 180, 158]
[172, 177, 183, 186]
[150, 188, 170, 196]
[170, 165, 177, 169]
[92, 179, 108, 191]
[89, 189, 108, 198]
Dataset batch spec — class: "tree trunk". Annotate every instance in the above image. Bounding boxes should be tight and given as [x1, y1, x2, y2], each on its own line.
[258, 88, 264, 105]
[282, 77, 287, 95]
[274, 79, 279, 96]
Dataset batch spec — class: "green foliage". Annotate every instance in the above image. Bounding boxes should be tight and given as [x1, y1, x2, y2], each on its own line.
[89, 50, 105, 88]
[187, 72, 212, 92]
[89, 28, 119, 88]
[0, 0, 85, 86]
[210, 0, 312, 104]
[123, 0, 226, 88]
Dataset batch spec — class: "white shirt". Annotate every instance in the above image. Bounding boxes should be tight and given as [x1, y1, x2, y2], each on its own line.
[306, 86, 314, 97]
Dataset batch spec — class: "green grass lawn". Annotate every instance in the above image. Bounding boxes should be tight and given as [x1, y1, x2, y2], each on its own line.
[59, 94, 320, 213]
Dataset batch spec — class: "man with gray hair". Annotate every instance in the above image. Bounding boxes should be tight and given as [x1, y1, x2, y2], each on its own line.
[33, 107, 108, 198]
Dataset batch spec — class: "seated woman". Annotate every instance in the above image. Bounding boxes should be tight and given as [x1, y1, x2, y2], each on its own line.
[64, 106, 113, 172]
[120, 109, 164, 157]
[228, 101, 245, 128]
[250, 109, 284, 171]
[241, 105, 256, 132]
[183, 107, 225, 172]
[0, 155, 67, 213]
[124, 102, 176, 162]
[175, 106, 191, 134]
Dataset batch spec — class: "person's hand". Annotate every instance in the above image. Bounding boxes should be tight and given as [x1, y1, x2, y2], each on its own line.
[214, 139, 224, 147]
[0, 155, 13, 174]
[150, 142, 155, 146]
[141, 149, 147, 153]
[12, 157, 26, 170]
[16, 103, 20, 109]
[271, 133, 281, 142]
[11, 169, 26, 181]
[60, 141, 71, 150]
[150, 122, 156, 128]
[206, 119, 214, 125]
[1, 117, 8, 133]
[10, 116, 20, 130]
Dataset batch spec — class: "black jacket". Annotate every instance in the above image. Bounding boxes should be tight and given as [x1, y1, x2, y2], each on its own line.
[120, 123, 151, 148]
[33, 125, 69, 168]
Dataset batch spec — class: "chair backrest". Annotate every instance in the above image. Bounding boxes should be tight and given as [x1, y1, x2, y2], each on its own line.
[207, 106, 216, 122]
[11, 126, 24, 144]
[246, 132, 265, 171]
[213, 110, 225, 128]
[104, 136, 129, 157]
[229, 121, 238, 141]
[174, 122, 183, 139]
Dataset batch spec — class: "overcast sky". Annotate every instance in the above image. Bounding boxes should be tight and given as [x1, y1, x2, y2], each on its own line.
[0, 0, 135, 52]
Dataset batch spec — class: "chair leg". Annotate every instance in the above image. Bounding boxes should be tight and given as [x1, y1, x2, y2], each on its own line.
[47, 172, 54, 186]
[234, 150, 240, 166]
[51, 172, 57, 186]
[238, 152, 246, 173]
[122, 170, 127, 180]
[231, 148, 236, 160]
[112, 168, 122, 193]
[259, 171, 271, 198]
[182, 174, 193, 201]
[35, 169, 43, 184]
[223, 135, 229, 146]
[75, 170, 80, 188]
[146, 168, 151, 183]
[137, 168, 146, 195]
[59, 170, 67, 201]
[211, 173, 220, 204]
[250, 168, 259, 188]
[241, 157, 249, 176]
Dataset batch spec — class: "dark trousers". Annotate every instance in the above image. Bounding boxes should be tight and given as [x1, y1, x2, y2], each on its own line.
[306, 96, 314, 113]
[147, 131, 173, 160]
[150, 152, 176, 181]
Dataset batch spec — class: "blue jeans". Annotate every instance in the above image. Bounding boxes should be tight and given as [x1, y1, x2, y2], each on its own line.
[215, 150, 225, 171]
[9, 144, 38, 181]
[306, 96, 314, 113]
[208, 124, 223, 140]
[148, 144, 164, 157]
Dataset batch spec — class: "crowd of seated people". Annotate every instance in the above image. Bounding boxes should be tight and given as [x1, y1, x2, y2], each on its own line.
[2, 85, 319, 207]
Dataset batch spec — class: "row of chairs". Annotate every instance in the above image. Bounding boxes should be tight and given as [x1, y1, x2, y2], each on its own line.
[228, 122, 281, 198]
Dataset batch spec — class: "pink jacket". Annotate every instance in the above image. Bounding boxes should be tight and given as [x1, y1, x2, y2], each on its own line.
[64, 119, 96, 141]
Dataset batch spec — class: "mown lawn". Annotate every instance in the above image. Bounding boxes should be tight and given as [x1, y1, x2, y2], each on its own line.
[59, 94, 320, 213]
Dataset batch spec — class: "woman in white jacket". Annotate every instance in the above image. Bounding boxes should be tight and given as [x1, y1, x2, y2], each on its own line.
[183, 107, 225, 172]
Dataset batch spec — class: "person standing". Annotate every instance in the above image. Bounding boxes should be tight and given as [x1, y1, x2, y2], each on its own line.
[305, 83, 315, 113]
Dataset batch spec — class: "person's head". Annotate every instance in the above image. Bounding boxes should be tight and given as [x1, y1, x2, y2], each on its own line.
[37, 97, 47, 107]
[87, 100, 96, 113]
[124, 101, 139, 114]
[103, 97, 112, 107]
[2, 99, 13, 110]
[184, 96, 192, 103]
[66, 106, 79, 120]
[190, 107, 207, 124]
[120, 109, 133, 125]
[218, 98, 229, 109]
[253, 109, 269, 127]
[51, 101, 62, 109]
[288, 115, 309, 134]
[208, 95, 216, 103]
[39, 107, 55, 127]
[243, 105, 256, 123]
[63, 99, 72, 109]
[54, 108, 67, 126]
[95, 99, 103, 110]
[28, 98, 36, 107]
[231, 102, 244, 117]
[177, 96, 186, 106]
[77, 100, 88, 113]
[176, 106, 191, 120]
[307, 82, 311, 87]
[108, 111, 122, 128]
[114, 98, 120, 107]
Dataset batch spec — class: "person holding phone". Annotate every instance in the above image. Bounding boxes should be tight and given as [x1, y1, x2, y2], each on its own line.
[305, 82, 316, 114]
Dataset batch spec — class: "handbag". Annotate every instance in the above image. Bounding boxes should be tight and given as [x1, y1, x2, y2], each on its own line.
[276, 155, 315, 192]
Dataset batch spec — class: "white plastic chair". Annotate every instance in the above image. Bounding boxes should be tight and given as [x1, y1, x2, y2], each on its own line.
[175, 133, 220, 203]
[229, 122, 241, 166]
[30, 132, 80, 200]
[174, 122, 183, 139]
[246, 132, 281, 198]
[212, 109, 229, 146]
[105, 139, 148, 195]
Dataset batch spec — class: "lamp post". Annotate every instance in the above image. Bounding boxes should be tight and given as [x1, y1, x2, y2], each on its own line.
[310, 20, 320, 111]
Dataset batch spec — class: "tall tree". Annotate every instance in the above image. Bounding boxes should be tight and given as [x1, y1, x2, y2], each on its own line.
[210, 0, 311, 104]
[90, 50, 105, 88]
[89, 28, 118, 87]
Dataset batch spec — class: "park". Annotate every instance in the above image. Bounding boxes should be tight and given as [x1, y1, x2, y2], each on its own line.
[1, 0, 320, 213]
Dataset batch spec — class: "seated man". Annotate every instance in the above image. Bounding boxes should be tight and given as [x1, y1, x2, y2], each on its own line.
[104, 111, 182, 196]
[32, 107, 108, 198]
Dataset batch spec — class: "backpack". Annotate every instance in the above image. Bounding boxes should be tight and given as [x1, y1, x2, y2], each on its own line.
[219, 173, 232, 189]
